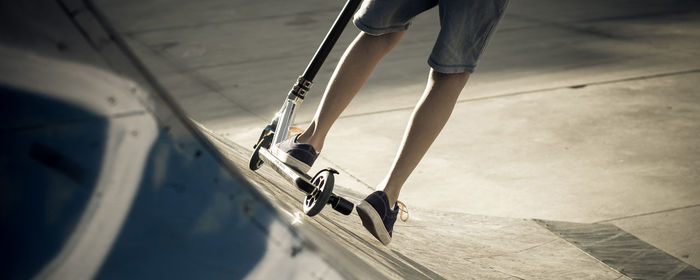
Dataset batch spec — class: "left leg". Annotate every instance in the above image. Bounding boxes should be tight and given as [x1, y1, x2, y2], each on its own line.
[379, 69, 469, 207]
[356, 0, 509, 245]
[380, 0, 509, 205]
[357, 69, 468, 245]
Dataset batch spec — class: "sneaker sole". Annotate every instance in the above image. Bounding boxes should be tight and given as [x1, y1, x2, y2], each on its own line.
[270, 146, 311, 173]
[356, 200, 391, 245]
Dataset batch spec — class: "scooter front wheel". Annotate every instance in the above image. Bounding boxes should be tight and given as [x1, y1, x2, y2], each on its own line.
[249, 133, 272, 171]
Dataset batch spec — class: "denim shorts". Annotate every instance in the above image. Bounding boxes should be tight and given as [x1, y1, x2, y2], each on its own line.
[353, 0, 509, 73]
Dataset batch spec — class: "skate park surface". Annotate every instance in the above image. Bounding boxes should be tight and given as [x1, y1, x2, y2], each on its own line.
[3, 0, 700, 279]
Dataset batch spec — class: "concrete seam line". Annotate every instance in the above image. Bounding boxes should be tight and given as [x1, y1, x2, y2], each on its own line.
[593, 203, 700, 224]
[333, 68, 700, 121]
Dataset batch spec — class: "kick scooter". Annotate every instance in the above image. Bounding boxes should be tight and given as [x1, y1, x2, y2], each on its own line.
[249, 0, 361, 217]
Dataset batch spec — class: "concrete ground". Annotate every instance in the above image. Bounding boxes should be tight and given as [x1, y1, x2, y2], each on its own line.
[93, 0, 700, 275]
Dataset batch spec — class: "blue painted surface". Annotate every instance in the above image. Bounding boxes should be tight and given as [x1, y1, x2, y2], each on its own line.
[96, 131, 271, 279]
[1, 84, 274, 279]
[0, 86, 107, 279]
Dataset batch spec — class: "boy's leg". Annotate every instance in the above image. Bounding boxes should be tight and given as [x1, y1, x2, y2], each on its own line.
[355, 0, 507, 245]
[297, 31, 405, 151]
[380, 69, 469, 206]
[355, 69, 468, 245]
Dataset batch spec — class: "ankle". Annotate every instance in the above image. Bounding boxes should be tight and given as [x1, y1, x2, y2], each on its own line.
[377, 186, 399, 207]
[296, 130, 324, 152]
[387, 195, 398, 208]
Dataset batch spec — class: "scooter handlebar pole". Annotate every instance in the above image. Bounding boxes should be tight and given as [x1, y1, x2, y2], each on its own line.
[281, 0, 361, 142]
[301, 0, 362, 84]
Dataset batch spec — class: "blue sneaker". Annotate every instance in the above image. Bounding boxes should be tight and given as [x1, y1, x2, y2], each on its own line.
[271, 134, 318, 173]
[356, 191, 401, 245]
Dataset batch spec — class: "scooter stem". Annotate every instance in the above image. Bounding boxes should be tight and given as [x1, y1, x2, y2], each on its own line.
[273, 0, 362, 145]
[302, 0, 362, 83]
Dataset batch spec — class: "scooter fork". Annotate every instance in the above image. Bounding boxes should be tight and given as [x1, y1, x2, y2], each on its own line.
[271, 76, 312, 145]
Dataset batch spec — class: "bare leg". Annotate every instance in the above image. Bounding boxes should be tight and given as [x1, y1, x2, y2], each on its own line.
[380, 69, 470, 206]
[297, 31, 405, 151]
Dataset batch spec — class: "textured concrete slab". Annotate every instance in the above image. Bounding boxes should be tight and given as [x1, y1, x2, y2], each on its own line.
[537, 220, 700, 279]
[610, 206, 700, 268]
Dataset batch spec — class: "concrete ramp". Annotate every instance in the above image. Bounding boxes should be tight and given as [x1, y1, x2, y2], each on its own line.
[0, 1, 362, 278]
[0, 45, 354, 279]
[202, 126, 629, 279]
[205, 126, 699, 279]
[2, 0, 699, 279]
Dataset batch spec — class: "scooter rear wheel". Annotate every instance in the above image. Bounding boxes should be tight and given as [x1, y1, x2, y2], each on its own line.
[303, 170, 334, 216]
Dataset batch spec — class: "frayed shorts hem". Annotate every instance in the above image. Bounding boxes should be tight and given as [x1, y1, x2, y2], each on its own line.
[428, 58, 476, 74]
[353, 17, 410, 36]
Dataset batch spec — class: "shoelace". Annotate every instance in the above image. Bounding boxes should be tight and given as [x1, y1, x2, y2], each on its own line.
[396, 200, 409, 222]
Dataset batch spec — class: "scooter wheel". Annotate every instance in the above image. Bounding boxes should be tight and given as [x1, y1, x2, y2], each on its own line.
[303, 170, 334, 216]
[249, 134, 272, 171]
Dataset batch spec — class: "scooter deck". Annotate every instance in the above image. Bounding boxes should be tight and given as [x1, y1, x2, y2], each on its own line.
[258, 147, 315, 194]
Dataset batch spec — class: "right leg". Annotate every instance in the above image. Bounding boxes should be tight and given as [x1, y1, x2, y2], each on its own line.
[297, 31, 405, 151]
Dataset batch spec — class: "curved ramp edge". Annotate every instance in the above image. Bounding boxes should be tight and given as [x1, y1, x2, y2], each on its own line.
[0, 0, 354, 278]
